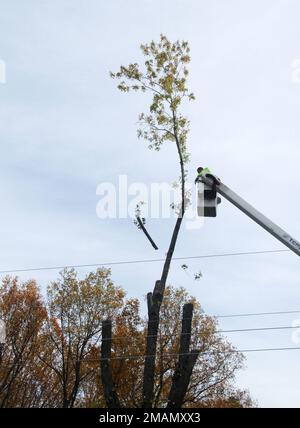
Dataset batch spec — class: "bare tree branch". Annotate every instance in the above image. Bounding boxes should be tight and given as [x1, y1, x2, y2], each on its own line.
[136, 216, 158, 250]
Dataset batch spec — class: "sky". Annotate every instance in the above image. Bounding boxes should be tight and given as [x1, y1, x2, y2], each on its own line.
[1, 0, 300, 407]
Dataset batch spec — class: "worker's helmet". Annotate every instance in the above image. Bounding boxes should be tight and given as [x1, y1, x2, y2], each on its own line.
[197, 167, 203, 173]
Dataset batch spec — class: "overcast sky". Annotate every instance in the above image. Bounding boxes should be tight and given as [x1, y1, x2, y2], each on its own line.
[1, 0, 300, 407]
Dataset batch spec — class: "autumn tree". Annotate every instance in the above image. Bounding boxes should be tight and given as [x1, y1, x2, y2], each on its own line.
[111, 33, 197, 408]
[0, 271, 254, 408]
[0, 277, 54, 407]
[39, 268, 125, 408]
[80, 285, 254, 408]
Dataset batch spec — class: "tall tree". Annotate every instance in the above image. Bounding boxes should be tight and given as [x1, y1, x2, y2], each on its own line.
[0, 277, 51, 407]
[111, 34, 195, 407]
[40, 268, 125, 408]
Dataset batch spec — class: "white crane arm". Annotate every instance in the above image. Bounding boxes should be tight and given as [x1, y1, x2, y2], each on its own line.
[201, 175, 300, 257]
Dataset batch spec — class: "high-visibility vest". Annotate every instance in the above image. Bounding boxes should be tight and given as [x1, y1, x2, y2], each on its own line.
[198, 167, 211, 178]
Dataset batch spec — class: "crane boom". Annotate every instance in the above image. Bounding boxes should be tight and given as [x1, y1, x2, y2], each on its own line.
[201, 176, 300, 257]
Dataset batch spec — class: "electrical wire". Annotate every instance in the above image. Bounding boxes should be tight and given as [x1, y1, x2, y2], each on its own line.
[99, 324, 300, 341]
[108, 309, 300, 326]
[0, 249, 289, 274]
[216, 309, 300, 319]
[81, 346, 300, 362]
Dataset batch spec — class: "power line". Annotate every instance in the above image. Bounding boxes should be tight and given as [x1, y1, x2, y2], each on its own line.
[109, 309, 300, 326]
[81, 346, 300, 362]
[3, 346, 300, 366]
[216, 309, 300, 319]
[219, 325, 298, 333]
[100, 324, 299, 341]
[0, 249, 289, 274]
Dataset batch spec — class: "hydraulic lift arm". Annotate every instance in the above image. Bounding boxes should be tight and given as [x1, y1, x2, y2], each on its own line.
[201, 175, 300, 257]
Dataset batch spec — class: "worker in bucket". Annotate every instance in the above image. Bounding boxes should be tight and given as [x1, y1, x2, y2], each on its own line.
[195, 166, 221, 199]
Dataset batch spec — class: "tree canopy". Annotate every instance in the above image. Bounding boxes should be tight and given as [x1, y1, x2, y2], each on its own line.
[0, 271, 254, 408]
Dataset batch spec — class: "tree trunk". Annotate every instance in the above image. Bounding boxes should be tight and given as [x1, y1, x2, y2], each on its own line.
[142, 280, 164, 408]
[167, 303, 199, 408]
[101, 320, 121, 408]
[142, 109, 186, 408]
[142, 213, 184, 408]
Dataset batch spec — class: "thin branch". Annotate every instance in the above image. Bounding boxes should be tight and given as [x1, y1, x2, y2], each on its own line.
[136, 216, 158, 250]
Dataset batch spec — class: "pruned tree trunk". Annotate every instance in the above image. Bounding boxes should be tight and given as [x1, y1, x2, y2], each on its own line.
[101, 320, 121, 408]
[142, 280, 164, 407]
[142, 113, 187, 408]
[167, 303, 199, 408]
[142, 215, 184, 408]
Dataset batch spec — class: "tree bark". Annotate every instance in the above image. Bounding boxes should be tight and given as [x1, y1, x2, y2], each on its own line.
[167, 303, 199, 408]
[142, 281, 164, 407]
[100, 320, 121, 408]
